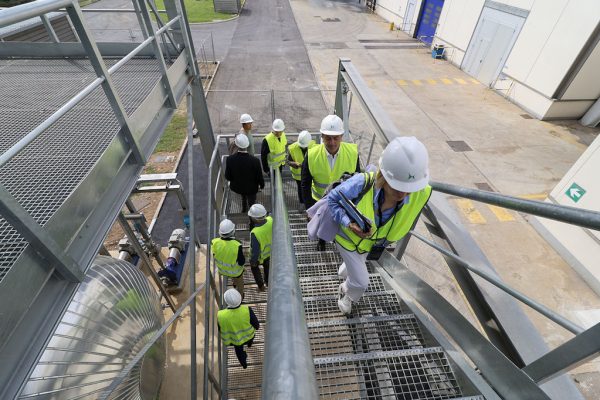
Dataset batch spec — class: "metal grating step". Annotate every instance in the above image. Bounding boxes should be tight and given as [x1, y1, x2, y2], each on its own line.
[307, 314, 426, 358]
[294, 241, 336, 253]
[300, 274, 386, 297]
[303, 291, 406, 322]
[296, 262, 375, 279]
[227, 363, 263, 399]
[296, 250, 343, 265]
[314, 348, 462, 399]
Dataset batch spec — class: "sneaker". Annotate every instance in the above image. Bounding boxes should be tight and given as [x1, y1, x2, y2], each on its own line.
[338, 294, 352, 315]
[338, 283, 352, 315]
[338, 263, 347, 280]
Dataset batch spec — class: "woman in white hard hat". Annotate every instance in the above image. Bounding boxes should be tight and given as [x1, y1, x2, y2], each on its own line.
[260, 119, 287, 174]
[287, 130, 316, 206]
[328, 137, 432, 315]
[217, 288, 260, 369]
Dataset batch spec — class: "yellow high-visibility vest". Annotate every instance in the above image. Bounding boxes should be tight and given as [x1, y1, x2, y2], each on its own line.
[307, 142, 358, 200]
[288, 140, 316, 180]
[265, 132, 287, 168]
[251, 216, 272, 263]
[218, 306, 255, 346]
[336, 172, 432, 254]
[211, 238, 244, 277]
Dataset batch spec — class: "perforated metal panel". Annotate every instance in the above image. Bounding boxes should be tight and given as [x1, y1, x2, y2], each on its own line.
[0, 58, 165, 283]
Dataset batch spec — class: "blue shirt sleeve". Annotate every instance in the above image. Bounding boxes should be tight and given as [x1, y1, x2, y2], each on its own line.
[250, 232, 260, 264]
[327, 173, 367, 227]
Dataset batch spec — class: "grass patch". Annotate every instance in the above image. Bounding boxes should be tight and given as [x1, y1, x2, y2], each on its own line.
[154, 112, 187, 153]
[154, 0, 234, 23]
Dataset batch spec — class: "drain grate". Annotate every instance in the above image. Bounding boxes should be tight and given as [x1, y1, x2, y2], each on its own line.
[474, 182, 494, 192]
[446, 140, 473, 152]
[322, 17, 341, 22]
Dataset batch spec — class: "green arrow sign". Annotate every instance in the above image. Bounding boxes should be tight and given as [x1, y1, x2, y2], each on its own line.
[565, 182, 586, 203]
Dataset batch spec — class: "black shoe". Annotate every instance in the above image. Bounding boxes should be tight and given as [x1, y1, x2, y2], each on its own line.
[317, 239, 326, 252]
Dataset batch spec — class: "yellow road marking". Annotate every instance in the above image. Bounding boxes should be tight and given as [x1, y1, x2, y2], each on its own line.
[397, 79, 408, 86]
[469, 78, 480, 84]
[412, 79, 423, 86]
[440, 78, 454, 85]
[520, 193, 548, 200]
[427, 79, 437, 85]
[454, 199, 486, 224]
[487, 205, 515, 222]
[454, 78, 467, 85]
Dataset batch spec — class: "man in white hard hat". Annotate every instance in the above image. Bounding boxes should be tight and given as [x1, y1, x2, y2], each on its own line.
[217, 288, 260, 369]
[328, 137, 431, 315]
[226, 134, 264, 212]
[301, 115, 360, 250]
[287, 130, 316, 206]
[211, 219, 246, 298]
[261, 118, 287, 173]
[236, 113, 255, 156]
[247, 203, 271, 291]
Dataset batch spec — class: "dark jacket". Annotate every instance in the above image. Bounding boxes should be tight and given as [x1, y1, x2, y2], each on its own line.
[225, 152, 265, 195]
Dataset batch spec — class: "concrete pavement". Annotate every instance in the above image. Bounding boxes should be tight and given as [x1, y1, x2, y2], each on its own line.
[289, 0, 600, 397]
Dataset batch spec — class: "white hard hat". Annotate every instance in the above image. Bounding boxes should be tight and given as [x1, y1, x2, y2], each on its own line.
[219, 219, 235, 236]
[234, 133, 249, 149]
[379, 137, 429, 193]
[248, 203, 267, 219]
[320, 115, 344, 136]
[224, 288, 242, 308]
[298, 131, 312, 148]
[240, 114, 253, 124]
[272, 119, 285, 132]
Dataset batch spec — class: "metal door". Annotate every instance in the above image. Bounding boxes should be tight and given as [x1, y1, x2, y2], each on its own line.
[403, 0, 417, 32]
[415, 0, 444, 45]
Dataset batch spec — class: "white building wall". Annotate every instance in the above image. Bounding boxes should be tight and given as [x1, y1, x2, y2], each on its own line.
[434, 0, 485, 65]
[504, 0, 600, 98]
[375, 0, 422, 35]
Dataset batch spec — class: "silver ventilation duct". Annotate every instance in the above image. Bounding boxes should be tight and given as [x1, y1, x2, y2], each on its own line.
[18, 256, 166, 399]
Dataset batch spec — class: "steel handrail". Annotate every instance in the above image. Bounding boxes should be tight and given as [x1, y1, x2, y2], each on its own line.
[262, 168, 318, 399]
[409, 231, 584, 334]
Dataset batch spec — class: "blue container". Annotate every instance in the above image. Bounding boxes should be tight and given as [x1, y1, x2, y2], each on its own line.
[432, 44, 445, 59]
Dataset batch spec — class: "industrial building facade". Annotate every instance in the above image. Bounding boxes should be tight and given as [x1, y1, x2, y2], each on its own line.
[375, 0, 600, 121]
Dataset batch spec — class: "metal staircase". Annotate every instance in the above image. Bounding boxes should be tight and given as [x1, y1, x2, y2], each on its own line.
[222, 176, 484, 399]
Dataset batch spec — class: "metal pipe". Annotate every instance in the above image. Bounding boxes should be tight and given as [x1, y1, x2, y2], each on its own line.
[261, 168, 318, 399]
[430, 181, 600, 231]
[203, 161, 216, 399]
[409, 231, 584, 335]
[77, 8, 167, 13]
[39, 14, 59, 42]
[186, 90, 198, 400]
[98, 280, 207, 400]
[0, 76, 104, 168]
[0, 0, 72, 28]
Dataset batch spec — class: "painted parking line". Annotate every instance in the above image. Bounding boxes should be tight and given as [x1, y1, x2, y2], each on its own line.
[427, 79, 437, 85]
[469, 78, 480, 84]
[454, 199, 486, 224]
[520, 193, 548, 200]
[440, 78, 454, 85]
[397, 79, 409, 86]
[454, 78, 468, 85]
[395, 78, 481, 87]
[412, 79, 423, 86]
[487, 205, 515, 222]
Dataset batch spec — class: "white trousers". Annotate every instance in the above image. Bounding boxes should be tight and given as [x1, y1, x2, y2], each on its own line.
[336, 243, 369, 302]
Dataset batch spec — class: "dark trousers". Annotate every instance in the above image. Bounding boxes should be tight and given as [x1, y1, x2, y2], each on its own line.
[234, 337, 254, 368]
[295, 179, 304, 204]
[251, 258, 270, 287]
[241, 193, 257, 213]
